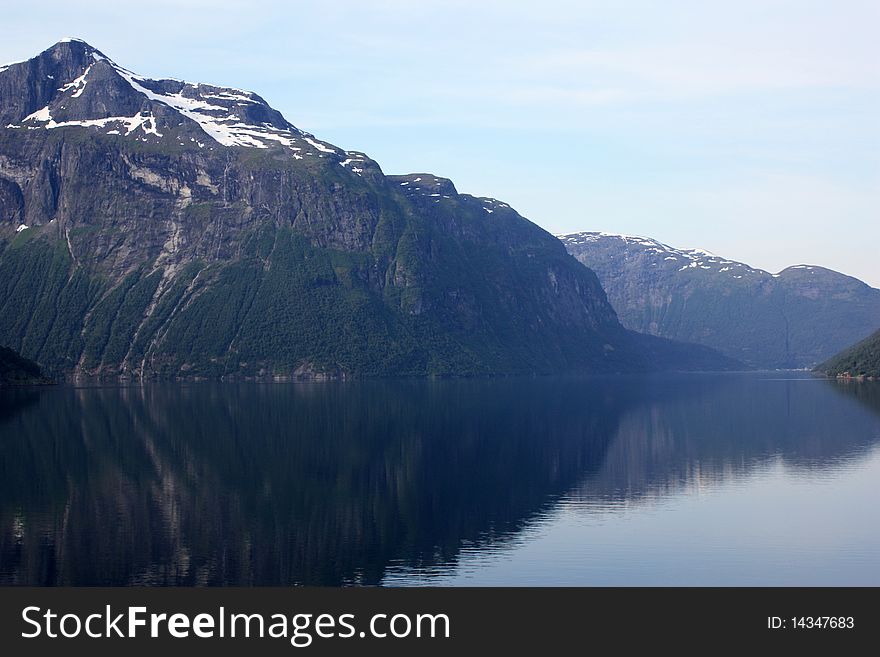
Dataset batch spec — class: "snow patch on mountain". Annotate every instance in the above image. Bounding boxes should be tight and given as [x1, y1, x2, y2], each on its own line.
[58, 65, 91, 98]
[559, 231, 766, 279]
[303, 137, 337, 154]
[2, 40, 348, 158]
[20, 105, 163, 137]
[559, 231, 834, 282]
[339, 154, 366, 175]
[111, 64, 286, 148]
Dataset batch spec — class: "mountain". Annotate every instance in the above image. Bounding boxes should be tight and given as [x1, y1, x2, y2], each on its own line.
[560, 232, 880, 369]
[0, 346, 50, 385]
[0, 40, 736, 379]
[815, 329, 880, 379]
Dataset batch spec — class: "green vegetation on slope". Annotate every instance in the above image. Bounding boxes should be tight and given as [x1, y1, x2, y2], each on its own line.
[815, 329, 880, 378]
[0, 228, 599, 378]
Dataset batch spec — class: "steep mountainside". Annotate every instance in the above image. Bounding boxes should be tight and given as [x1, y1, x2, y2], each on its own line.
[0, 40, 736, 379]
[816, 330, 880, 378]
[560, 232, 880, 369]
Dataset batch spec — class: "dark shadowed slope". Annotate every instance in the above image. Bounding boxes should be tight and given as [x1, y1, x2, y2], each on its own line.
[0, 346, 50, 385]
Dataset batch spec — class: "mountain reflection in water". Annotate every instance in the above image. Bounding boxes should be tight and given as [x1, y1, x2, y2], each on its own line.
[1, 374, 878, 586]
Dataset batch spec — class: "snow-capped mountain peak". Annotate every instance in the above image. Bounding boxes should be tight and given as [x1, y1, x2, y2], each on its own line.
[1, 40, 344, 159]
[558, 231, 766, 280]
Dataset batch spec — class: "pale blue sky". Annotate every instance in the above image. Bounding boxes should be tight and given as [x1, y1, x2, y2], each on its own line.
[2, 1, 878, 285]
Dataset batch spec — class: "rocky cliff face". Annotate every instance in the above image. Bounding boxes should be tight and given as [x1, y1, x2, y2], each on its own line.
[0, 40, 734, 379]
[561, 232, 880, 369]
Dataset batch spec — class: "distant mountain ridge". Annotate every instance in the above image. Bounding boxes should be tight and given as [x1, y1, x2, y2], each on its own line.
[0, 40, 738, 379]
[560, 231, 880, 369]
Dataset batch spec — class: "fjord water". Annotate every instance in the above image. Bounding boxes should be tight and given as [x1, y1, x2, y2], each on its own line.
[1, 374, 878, 586]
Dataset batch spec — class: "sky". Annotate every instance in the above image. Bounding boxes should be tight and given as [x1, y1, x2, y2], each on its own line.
[2, 0, 878, 285]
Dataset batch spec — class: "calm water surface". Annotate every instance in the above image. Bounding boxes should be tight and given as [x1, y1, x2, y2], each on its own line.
[1, 373, 878, 586]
